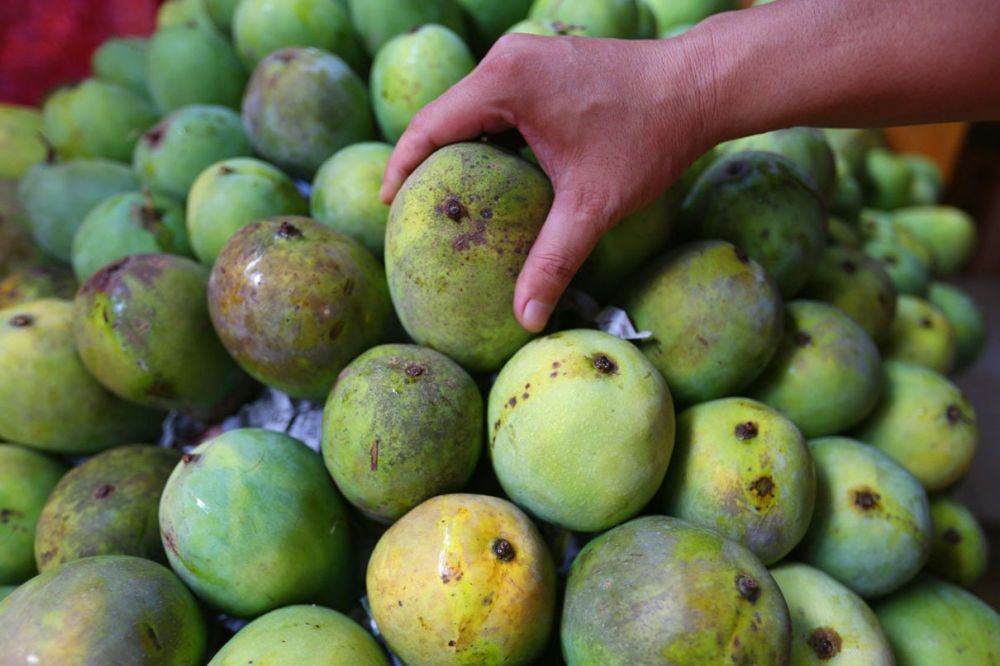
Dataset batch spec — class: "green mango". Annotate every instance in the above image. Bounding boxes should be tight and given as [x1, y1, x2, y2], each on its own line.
[658, 21, 695, 38]
[205, 0, 241, 32]
[74, 253, 254, 417]
[683, 151, 827, 296]
[529, 0, 640, 37]
[0, 555, 205, 664]
[677, 144, 718, 194]
[799, 245, 897, 342]
[0, 445, 66, 584]
[186, 157, 307, 265]
[636, 0, 656, 37]
[874, 575, 1000, 664]
[243, 47, 373, 179]
[159, 428, 353, 617]
[853, 361, 977, 492]
[91, 37, 150, 97]
[71, 191, 192, 282]
[902, 154, 944, 206]
[0, 180, 38, 275]
[34, 445, 179, 571]
[863, 237, 931, 297]
[0, 264, 76, 309]
[657, 397, 815, 565]
[132, 104, 253, 200]
[209, 605, 390, 665]
[562, 515, 791, 665]
[385, 142, 553, 372]
[371, 25, 475, 143]
[156, 0, 216, 31]
[881, 294, 956, 374]
[18, 158, 139, 261]
[489, 329, 674, 532]
[890, 206, 977, 277]
[506, 18, 588, 36]
[0, 299, 162, 454]
[770, 562, 894, 664]
[927, 281, 987, 373]
[926, 497, 988, 588]
[827, 216, 863, 248]
[147, 25, 248, 112]
[750, 300, 883, 438]
[233, 0, 367, 73]
[798, 437, 932, 599]
[311, 141, 392, 257]
[207, 216, 392, 400]
[458, 0, 535, 52]
[822, 128, 884, 180]
[863, 148, 914, 210]
[857, 208, 933, 263]
[642, 0, 736, 32]
[348, 0, 466, 56]
[717, 127, 836, 201]
[0, 104, 47, 179]
[624, 240, 783, 406]
[830, 155, 864, 221]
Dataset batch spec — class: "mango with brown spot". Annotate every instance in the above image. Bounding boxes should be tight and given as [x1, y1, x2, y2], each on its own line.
[925, 497, 988, 588]
[881, 294, 957, 374]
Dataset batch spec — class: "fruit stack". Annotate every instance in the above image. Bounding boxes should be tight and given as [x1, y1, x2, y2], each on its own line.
[0, 0, 996, 664]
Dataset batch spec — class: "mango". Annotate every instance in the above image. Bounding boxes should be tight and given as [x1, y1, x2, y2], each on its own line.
[926, 497, 988, 588]
[890, 205, 977, 277]
[92, 37, 150, 97]
[641, 0, 737, 33]
[717, 127, 836, 201]
[0, 445, 66, 584]
[457, 0, 535, 52]
[348, 0, 467, 56]
[927, 281, 988, 373]
[529, 0, 641, 38]
[0, 264, 76, 309]
[146, 25, 248, 112]
[0, 104, 46, 179]
[881, 294, 956, 373]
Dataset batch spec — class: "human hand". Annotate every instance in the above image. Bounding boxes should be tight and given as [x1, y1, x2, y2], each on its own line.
[380, 32, 719, 332]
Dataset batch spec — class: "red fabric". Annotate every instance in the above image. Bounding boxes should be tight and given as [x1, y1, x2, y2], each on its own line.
[0, 0, 160, 106]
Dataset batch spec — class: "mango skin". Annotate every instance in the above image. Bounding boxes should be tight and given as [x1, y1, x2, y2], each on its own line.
[205, 0, 241, 32]
[371, 25, 475, 144]
[34, 445, 180, 572]
[881, 294, 956, 374]
[863, 237, 931, 297]
[490, 329, 674, 532]
[862, 148, 914, 210]
[385, 142, 553, 372]
[683, 151, 827, 296]
[797, 437, 932, 599]
[852, 361, 977, 492]
[642, 0, 737, 33]
[322, 344, 482, 523]
[133, 104, 253, 201]
[927, 281, 987, 373]
[830, 156, 864, 222]
[563, 515, 791, 665]
[186, 157, 307, 265]
[529, 0, 640, 38]
[92, 37, 149, 96]
[0, 445, 66, 584]
[926, 497, 988, 588]
[624, 240, 784, 406]
[457, 0, 535, 52]
[156, 0, 216, 31]
[770, 562, 893, 665]
[348, 0, 467, 56]
[903, 154, 944, 206]
[0, 264, 76, 308]
[717, 127, 837, 202]
[367, 494, 556, 666]
[658, 398, 815, 565]
[311, 142, 392, 257]
[750, 300, 883, 438]
[823, 128, 884, 179]
[74, 254, 254, 418]
[890, 205, 977, 278]
[18, 158, 139, 261]
[0, 299, 162, 454]
[71, 191, 192, 283]
[209, 605, 390, 666]
[146, 25, 248, 112]
[242, 47, 373, 179]
[506, 19, 588, 36]
[0, 555, 206, 665]
[873, 575, 1000, 665]
[208, 216, 392, 400]
[159, 429, 353, 617]
[0, 104, 46, 179]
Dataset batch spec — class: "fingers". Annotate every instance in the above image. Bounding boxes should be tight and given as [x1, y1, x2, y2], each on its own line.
[514, 189, 608, 333]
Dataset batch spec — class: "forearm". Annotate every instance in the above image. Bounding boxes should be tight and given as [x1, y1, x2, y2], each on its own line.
[679, 0, 1000, 144]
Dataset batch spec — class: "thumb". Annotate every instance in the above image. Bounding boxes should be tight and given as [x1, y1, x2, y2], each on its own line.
[514, 189, 607, 333]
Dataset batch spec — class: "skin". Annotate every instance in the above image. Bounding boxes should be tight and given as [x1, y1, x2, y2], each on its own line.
[0, 445, 66, 584]
[379, 1, 1000, 332]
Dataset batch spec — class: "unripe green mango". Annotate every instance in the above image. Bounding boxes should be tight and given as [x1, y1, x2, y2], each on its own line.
[0, 445, 66, 584]
[530, 0, 641, 38]
[506, 18, 588, 36]
[927, 281, 987, 373]
[902, 154, 944, 206]
[863, 147, 914, 210]
[348, 0, 466, 56]
[92, 37, 150, 97]
[642, 0, 737, 33]
[0, 264, 76, 309]
[156, 0, 216, 31]
[822, 128, 884, 180]
[926, 497, 988, 588]
[890, 205, 977, 277]
[863, 237, 931, 297]
[458, 0, 535, 52]
[0, 104, 46, 179]
[717, 127, 837, 202]
[147, 25, 248, 112]
[205, 0, 241, 33]
[830, 154, 864, 221]
[881, 294, 956, 374]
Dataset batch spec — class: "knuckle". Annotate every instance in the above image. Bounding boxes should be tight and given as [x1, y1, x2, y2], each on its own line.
[531, 251, 579, 284]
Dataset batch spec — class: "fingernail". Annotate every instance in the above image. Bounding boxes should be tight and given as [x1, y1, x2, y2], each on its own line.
[522, 299, 552, 333]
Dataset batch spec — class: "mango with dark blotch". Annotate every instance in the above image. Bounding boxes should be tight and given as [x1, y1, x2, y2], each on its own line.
[146, 25, 247, 112]
[73, 254, 254, 418]
[562, 515, 791, 665]
[890, 206, 977, 277]
[797, 437, 932, 599]
[0, 264, 76, 309]
[530, 0, 640, 37]
[717, 127, 837, 201]
[927, 281, 987, 373]
[881, 295, 956, 374]
[348, 0, 466, 56]
[657, 398, 815, 565]
[0, 555, 205, 664]
[385, 142, 553, 372]
[208, 216, 392, 400]
[0, 445, 66, 584]
[34, 445, 181, 571]
[926, 497, 988, 588]
[0, 299, 163, 454]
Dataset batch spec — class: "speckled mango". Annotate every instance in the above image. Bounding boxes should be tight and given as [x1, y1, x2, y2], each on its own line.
[0, 445, 66, 584]
[881, 294, 956, 374]
[624, 240, 784, 406]
[209, 605, 390, 666]
[562, 515, 791, 665]
[146, 25, 247, 112]
[159, 429, 353, 617]
[74, 254, 254, 418]
[489, 329, 674, 532]
[796, 437, 932, 599]
[657, 397, 815, 565]
[770, 562, 893, 665]
[367, 494, 556, 666]
[750, 300, 883, 438]
[717, 127, 836, 201]
[853, 361, 977, 492]
[873, 575, 1000, 665]
[34, 445, 180, 572]
[0, 299, 162, 454]
[927, 281, 987, 374]
[0, 264, 76, 309]
[890, 206, 977, 277]
[322, 344, 482, 523]
[529, 0, 640, 37]
[0, 555, 205, 665]
[208, 216, 393, 400]
[926, 497, 988, 588]
[385, 142, 553, 372]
